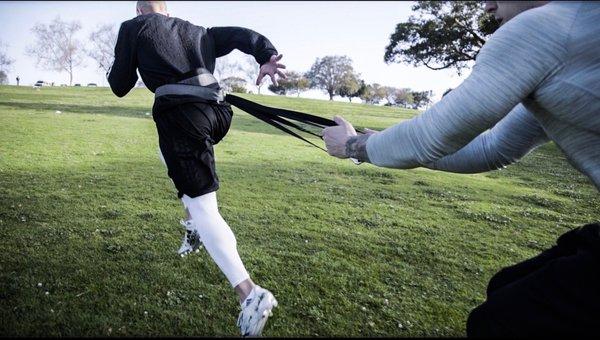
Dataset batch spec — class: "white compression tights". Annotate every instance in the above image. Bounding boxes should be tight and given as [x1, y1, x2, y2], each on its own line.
[182, 192, 250, 288]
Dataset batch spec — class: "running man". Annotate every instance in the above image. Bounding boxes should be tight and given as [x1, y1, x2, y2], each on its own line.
[107, 1, 286, 336]
[323, 1, 599, 337]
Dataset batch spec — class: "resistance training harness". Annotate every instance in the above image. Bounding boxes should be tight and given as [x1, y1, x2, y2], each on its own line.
[154, 68, 365, 157]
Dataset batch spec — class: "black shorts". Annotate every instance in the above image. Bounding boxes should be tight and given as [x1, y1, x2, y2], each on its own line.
[467, 222, 600, 337]
[152, 95, 233, 199]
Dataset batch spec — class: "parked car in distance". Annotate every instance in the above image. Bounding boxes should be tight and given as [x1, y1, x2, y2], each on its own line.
[87, 83, 97, 87]
[74, 84, 81, 87]
[33, 80, 50, 87]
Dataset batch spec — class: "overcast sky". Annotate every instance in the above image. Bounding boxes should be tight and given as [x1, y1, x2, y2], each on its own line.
[0, 1, 471, 102]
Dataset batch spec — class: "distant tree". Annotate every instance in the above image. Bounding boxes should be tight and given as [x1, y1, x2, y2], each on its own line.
[296, 76, 310, 97]
[393, 88, 414, 108]
[87, 24, 117, 74]
[27, 17, 85, 86]
[382, 86, 397, 105]
[0, 70, 8, 85]
[306, 55, 357, 100]
[384, 1, 499, 75]
[268, 71, 310, 97]
[349, 79, 367, 103]
[231, 83, 248, 93]
[360, 83, 386, 105]
[336, 72, 361, 102]
[214, 55, 245, 82]
[286, 71, 309, 97]
[268, 82, 288, 95]
[0, 40, 14, 75]
[410, 90, 433, 109]
[221, 76, 247, 93]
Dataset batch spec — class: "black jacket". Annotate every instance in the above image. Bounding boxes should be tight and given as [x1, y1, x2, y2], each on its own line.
[108, 13, 278, 97]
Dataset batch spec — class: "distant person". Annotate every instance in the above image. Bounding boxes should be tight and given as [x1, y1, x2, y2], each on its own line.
[323, 1, 599, 337]
[16, 76, 19, 86]
[107, 1, 285, 336]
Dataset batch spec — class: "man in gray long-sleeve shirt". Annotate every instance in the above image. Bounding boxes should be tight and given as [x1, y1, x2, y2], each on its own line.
[324, 1, 599, 336]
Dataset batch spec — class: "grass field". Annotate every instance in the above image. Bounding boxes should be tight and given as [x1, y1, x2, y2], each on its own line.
[0, 85, 598, 337]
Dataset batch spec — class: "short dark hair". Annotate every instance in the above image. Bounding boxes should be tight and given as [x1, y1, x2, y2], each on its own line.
[442, 88, 453, 98]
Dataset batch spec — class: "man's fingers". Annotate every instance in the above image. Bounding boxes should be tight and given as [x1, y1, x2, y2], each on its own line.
[277, 70, 287, 79]
[269, 54, 283, 63]
[269, 73, 278, 86]
[333, 115, 350, 127]
[276, 63, 286, 69]
[256, 72, 265, 85]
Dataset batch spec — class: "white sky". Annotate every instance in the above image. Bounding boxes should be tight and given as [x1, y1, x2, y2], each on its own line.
[0, 1, 471, 102]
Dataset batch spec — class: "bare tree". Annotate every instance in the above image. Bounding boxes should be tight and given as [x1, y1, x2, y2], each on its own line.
[26, 16, 85, 86]
[214, 54, 245, 82]
[0, 40, 14, 79]
[234, 54, 268, 94]
[87, 24, 117, 74]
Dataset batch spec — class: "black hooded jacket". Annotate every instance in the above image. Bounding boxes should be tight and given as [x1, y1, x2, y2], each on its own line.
[108, 13, 278, 97]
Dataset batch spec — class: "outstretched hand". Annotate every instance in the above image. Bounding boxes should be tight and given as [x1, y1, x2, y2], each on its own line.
[322, 116, 358, 158]
[257, 54, 287, 86]
[323, 116, 378, 161]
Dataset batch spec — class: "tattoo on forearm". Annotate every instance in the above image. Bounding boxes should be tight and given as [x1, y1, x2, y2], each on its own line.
[345, 134, 371, 162]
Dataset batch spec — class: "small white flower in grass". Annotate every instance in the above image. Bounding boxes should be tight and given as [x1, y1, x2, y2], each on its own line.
[383, 299, 389, 306]
[37, 283, 42, 287]
[144, 311, 148, 317]
[145, 112, 150, 116]
[45, 291, 50, 295]
[361, 306, 367, 312]
[55, 111, 61, 114]
[397, 322, 403, 329]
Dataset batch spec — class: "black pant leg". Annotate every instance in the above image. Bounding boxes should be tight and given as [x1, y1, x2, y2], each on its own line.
[467, 223, 600, 338]
[485, 226, 582, 296]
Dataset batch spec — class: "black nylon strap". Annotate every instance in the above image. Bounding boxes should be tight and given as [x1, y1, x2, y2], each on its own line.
[225, 94, 329, 151]
[225, 94, 364, 152]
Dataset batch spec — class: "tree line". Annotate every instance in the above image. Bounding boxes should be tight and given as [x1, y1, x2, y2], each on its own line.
[235, 55, 434, 109]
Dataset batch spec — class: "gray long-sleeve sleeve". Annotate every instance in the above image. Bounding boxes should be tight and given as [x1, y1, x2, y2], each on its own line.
[424, 104, 549, 173]
[365, 4, 573, 170]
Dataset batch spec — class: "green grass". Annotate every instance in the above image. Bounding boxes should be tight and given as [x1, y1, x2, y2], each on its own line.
[0, 85, 598, 336]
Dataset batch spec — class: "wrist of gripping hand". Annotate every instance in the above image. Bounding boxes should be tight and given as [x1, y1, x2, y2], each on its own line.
[345, 134, 371, 163]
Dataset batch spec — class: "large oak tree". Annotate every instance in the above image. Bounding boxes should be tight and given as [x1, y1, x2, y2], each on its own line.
[384, 1, 499, 75]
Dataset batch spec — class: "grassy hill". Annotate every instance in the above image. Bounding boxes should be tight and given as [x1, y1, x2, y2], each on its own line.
[0, 85, 598, 336]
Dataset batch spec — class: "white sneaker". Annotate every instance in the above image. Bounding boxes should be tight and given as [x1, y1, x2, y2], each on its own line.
[237, 286, 278, 337]
[177, 219, 202, 257]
